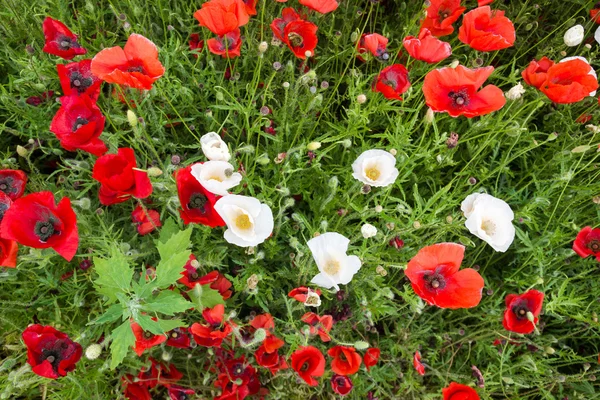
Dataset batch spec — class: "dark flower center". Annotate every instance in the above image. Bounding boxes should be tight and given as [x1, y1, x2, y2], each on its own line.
[171, 331, 179, 338]
[69, 71, 93, 94]
[512, 304, 530, 320]
[56, 35, 79, 50]
[0, 177, 15, 195]
[288, 32, 304, 48]
[588, 239, 600, 252]
[232, 363, 244, 376]
[300, 361, 310, 372]
[377, 51, 389, 62]
[188, 193, 207, 212]
[127, 63, 146, 74]
[0, 202, 8, 222]
[439, 9, 451, 20]
[423, 270, 446, 292]
[41, 350, 61, 368]
[335, 376, 346, 387]
[72, 117, 89, 132]
[143, 331, 154, 339]
[190, 272, 199, 280]
[178, 395, 189, 400]
[35, 220, 58, 242]
[448, 90, 469, 108]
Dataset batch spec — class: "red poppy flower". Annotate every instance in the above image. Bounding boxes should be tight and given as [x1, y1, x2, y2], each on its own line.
[280, 20, 318, 59]
[458, 6, 515, 51]
[423, 65, 505, 118]
[298, 0, 338, 14]
[271, 8, 303, 42]
[503, 289, 544, 334]
[57, 59, 101, 100]
[413, 351, 425, 375]
[357, 33, 389, 62]
[328, 346, 362, 376]
[539, 59, 599, 104]
[301, 312, 333, 342]
[42, 17, 87, 60]
[242, 0, 258, 15]
[290, 346, 325, 386]
[521, 57, 554, 89]
[166, 327, 191, 349]
[207, 29, 243, 58]
[405, 243, 484, 309]
[420, 0, 466, 37]
[442, 382, 480, 400]
[403, 28, 452, 64]
[189, 33, 205, 58]
[0, 238, 18, 268]
[49, 95, 107, 156]
[131, 321, 167, 356]
[214, 356, 261, 399]
[0, 169, 27, 200]
[190, 304, 232, 347]
[250, 313, 275, 332]
[174, 164, 225, 227]
[255, 336, 288, 375]
[331, 374, 353, 396]
[178, 257, 233, 299]
[123, 376, 151, 400]
[131, 205, 161, 235]
[138, 358, 183, 387]
[194, 0, 250, 35]
[288, 286, 321, 304]
[0, 191, 78, 261]
[92, 148, 153, 205]
[91, 34, 165, 90]
[573, 226, 600, 260]
[22, 324, 82, 379]
[364, 348, 380, 371]
[168, 386, 195, 400]
[373, 64, 411, 101]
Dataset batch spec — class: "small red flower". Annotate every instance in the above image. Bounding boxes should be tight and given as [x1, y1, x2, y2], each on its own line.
[242, 0, 258, 15]
[26, 91, 55, 106]
[57, 59, 101, 100]
[123, 376, 151, 400]
[373, 64, 411, 101]
[298, 0, 338, 14]
[271, 8, 303, 42]
[255, 335, 288, 375]
[357, 33, 389, 62]
[174, 164, 225, 227]
[168, 386, 195, 400]
[131, 205, 161, 235]
[214, 355, 261, 399]
[420, 0, 466, 37]
[0, 169, 27, 200]
[290, 346, 325, 386]
[458, 6, 515, 51]
[193, 0, 250, 36]
[91, 34, 165, 90]
[207, 29, 243, 58]
[413, 351, 425, 375]
[423, 65, 505, 118]
[539, 59, 599, 104]
[591, 5, 600, 23]
[521, 57, 554, 89]
[328, 346, 362, 376]
[331, 374, 353, 396]
[178, 256, 233, 299]
[42, 17, 87, 60]
[280, 20, 318, 59]
[0, 191, 78, 261]
[166, 327, 191, 349]
[190, 304, 231, 347]
[288, 286, 321, 304]
[389, 236, 405, 250]
[250, 313, 275, 332]
[442, 382, 480, 400]
[189, 33, 205, 58]
[22, 324, 82, 379]
[92, 148, 153, 206]
[49, 95, 107, 156]
[364, 348, 380, 371]
[403, 28, 452, 64]
[573, 226, 600, 260]
[405, 243, 484, 309]
[131, 321, 167, 356]
[301, 312, 333, 342]
[503, 289, 544, 334]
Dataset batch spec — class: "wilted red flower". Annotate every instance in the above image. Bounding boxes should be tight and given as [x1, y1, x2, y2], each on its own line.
[168, 386, 195, 400]
[364, 348, 380, 371]
[357, 33, 389, 62]
[420, 0, 466, 37]
[403, 28, 452, 64]
[280, 20, 318, 59]
[521, 57, 554, 89]
[0, 191, 78, 261]
[190, 304, 231, 347]
[131, 320, 167, 356]
[331, 374, 353, 396]
[423, 65, 505, 118]
[373, 64, 411, 101]
[92, 148, 153, 205]
[271, 8, 303, 42]
[255, 335, 288, 375]
[539, 59, 599, 104]
[123, 376, 151, 400]
[57, 59, 101, 100]
[91, 34, 165, 90]
[298, 0, 338, 13]
[413, 351, 425, 375]
[328, 346, 362, 376]
[165, 327, 191, 349]
[42, 17, 86, 60]
[458, 6, 515, 51]
[442, 382, 480, 400]
[288, 286, 321, 306]
[193, 0, 250, 35]
[137, 358, 183, 387]
[405, 243, 484, 309]
[207, 29, 243, 58]
[0, 169, 27, 200]
[301, 312, 333, 342]
[174, 164, 225, 227]
[26, 91, 55, 106]
[290, 346, 325, 386]
[49, 95, 107, 156]
[250, 313, 275, 332]
[131, 205, 161, 235]
[22, 324, 82, 379]
[573, 226, 600, 260]
[189, 33, 205, 58]
[503, 289, 544, 334]
[389, 236, 404, 250]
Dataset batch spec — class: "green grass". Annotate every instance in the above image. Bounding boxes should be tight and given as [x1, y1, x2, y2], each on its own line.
[1, 0, 600, 398]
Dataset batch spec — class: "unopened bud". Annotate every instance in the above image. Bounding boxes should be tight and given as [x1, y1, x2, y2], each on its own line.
[544, 346, 555, 355]
[376, 265, 387, 276]
[357, 94, 367, 104]
[16, 145, 29, 157]
[526, 311, 535, 323]
[162, 351, 172, 362]
[307, 142, 321, 151]
[258, 41, 268, 54]
[353, 341, 369, 350]
[85, 344, 102, 360]
[127, 110, 138, 127]
[425, 108, 435, 124]
[253, 328, 267, 343]
[147, 167, 163, 177]
[449, 60, 459, 68]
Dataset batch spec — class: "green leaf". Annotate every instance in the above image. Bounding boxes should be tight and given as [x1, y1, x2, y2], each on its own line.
[89, 304, 124, 325]
[142, 291, 193, 315]
[158, 218, 180, 244]
[188, 284, 225, 310]
[154, 227, 193, 289]
[136, 314, 165, 336]
[94, 249, 133, 302]
[157, 319, 187, 332]
[109, 320, 135, 369]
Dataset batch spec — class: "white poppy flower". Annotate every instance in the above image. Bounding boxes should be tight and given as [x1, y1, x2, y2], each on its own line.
[190, 161, 242, 196]
[559, 56, 597, 96]
[361, 223, 377, 238]
[461, 193, 515, 252]
[351, 149, 398, 187]
[308, 232, 362, 291]
[564, 25, 584, 47]
[214, 194, 274, 247]
[200, 132, 231, 161]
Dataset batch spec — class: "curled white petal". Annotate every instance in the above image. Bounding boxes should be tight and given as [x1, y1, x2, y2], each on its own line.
[200, 132, 231, 161]
[190, 161, 242, 196]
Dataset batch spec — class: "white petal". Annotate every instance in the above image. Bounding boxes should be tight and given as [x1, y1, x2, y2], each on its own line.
[336, 255, 361, 285]
[595, 25, 600, 45]
[200, 132, 231, 161]
[461, 193, 482, 218]
[564, 25, 584, 47]
[307, 232, 350, 269]
[253, 204, 274, 240]
[351, 149, 398, 187]
[310, 273, 338, 290]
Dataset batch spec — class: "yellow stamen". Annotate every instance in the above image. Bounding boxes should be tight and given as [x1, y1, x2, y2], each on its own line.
[235, 214, 252, 230]
[323, 260, 340, 275]
[365, 167, 381, 181]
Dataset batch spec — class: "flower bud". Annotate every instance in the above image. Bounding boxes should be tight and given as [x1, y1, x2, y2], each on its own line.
[361, 223, 377, 238]
[147, 167, 163, 177]
[449, 60, 459, 68]
[564, 25, 584, 47]
[425, 108, 435, 124]
[307, 142, 321, 151]
[85, 344, 102, 360]
[258, 41, 269, 53]
[16, 145, 29, 157]
[127, 110, 138, 127]
[357, 94, 367, 104]
[353, 341, 369, 350]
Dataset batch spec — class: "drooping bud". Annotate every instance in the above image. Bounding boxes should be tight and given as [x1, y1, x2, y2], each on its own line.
[147, 167, 163, 177]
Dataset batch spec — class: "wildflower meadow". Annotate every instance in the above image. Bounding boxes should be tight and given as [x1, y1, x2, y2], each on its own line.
[2, 0, 600, 398]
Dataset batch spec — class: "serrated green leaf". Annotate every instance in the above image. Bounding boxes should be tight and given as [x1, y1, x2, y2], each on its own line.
[188, 284, 225, 310]
[159, 218, 180, 244]
[154, 227, 193, 289]
[110, 320, 135, 369]
[157, 319, 187, 332]
[94, 250, 133, 302]
[142, 291, 193, 315]
[136, 314, 165, 335]
[89, 304, 124, 325]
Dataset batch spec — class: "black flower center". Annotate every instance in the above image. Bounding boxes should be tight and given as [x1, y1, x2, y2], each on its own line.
[0, 177, 15, 195]
[232, 363, 244, 376]
[143, 331, 154, 339]
[35, 220, 58, 242]
[288, 32, 304, 48]
[335, 377, 346, 387]
[423, 271, 446, 292]
[56, 35, 79, 50]
[448, 90, 469, 108]
[0, 202, 8, 222]
[69, 71, 93, 94]
[588, 239, 600, 252]
[439, 9, 450, 20]
[72, 117, 89, 132]
[512, 304, 530, 320]
[300, 361, 310, 372]
[188, 193, 207, 212]
[127, 65, 146, 74]
[178, 395, 189, 400]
